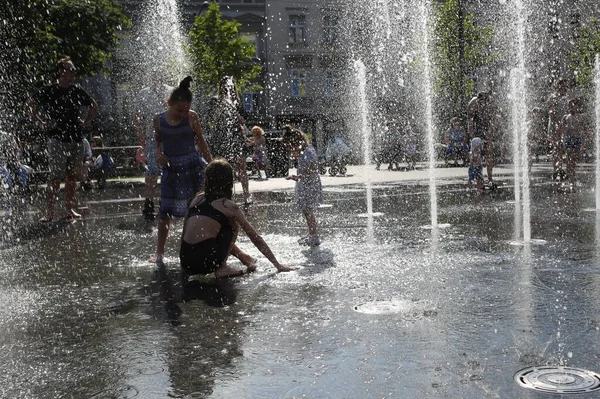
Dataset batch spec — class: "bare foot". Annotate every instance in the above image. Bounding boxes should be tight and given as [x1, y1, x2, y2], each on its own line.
[149, 253, 163, 263]
[244, 257, 258, 273]
[236, 252, 257, 269]
[214, 263, 245, 278]
[66, 209, 82, 219]
[276, 264, 300, 272]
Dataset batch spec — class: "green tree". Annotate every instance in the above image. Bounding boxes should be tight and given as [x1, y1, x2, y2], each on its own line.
[432, 0, 495, 122]
[188, 1, 261, 96]
[0, 0, 130, 107]
[570, 18, 600, 92]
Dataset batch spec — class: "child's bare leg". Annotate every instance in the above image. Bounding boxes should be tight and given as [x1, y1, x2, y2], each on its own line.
[65, 174, 81, 218]
[486, 142, 494, 181]
[476, 178, 484, 195]
[554, 137, 563, 172]
[566, 150, 576, 183]
[144, 175, 158, 200]
[214, 222, 246, 278]
[44, 179, 61, 221]
[236, 157, 251, 202]
[230, 244, 257, 271]
[152, 218, 170, 262]
[303, 208, 318, 236]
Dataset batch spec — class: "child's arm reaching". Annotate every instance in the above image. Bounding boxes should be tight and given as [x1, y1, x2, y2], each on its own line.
[231, 204, 299, 272]
[286, 160, 318, 181]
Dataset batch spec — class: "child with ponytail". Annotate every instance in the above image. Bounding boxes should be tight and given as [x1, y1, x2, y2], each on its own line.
[152, 76, 212, 262]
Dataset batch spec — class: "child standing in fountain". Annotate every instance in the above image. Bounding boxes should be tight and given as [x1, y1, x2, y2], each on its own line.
[468, 137, 485, 195]
[561, 97, 592, 186]
[284, 126, 323, 246]
[152, 76, 212, 262]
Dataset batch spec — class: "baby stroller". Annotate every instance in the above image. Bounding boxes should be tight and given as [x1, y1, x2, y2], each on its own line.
[325, 135, 350, 176]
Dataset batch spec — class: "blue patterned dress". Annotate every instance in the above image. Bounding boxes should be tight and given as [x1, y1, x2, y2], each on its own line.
[296, 145, 323, 210]
[158, 113, 207, 219]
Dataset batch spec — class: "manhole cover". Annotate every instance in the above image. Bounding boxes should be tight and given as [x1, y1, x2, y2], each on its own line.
[515, 366, 600, 394]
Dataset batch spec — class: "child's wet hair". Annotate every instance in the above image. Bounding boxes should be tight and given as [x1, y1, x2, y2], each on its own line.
[168, 76, 193, 103]
[251, 126, 265, 136]
[282, 126, 307, 147]
[91, 136, 103, 147]
[204, 159, 234, 202]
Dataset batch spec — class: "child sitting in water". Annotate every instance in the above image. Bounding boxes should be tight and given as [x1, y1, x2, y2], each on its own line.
[180, 159, 298, 278]
[468, 137, 484, 195]
[283, 126, 323, 246]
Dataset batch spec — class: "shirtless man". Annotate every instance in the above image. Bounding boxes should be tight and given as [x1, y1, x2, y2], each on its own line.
[467, 91, 496, 184]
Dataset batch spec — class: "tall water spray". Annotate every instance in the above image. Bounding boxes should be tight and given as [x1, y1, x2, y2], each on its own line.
[354, 60, 374, 241]
[418, 1, 438, 228]
[595, 55, 600, 210]
[510, 0, 531, 243]
[133, 0, 189, 85]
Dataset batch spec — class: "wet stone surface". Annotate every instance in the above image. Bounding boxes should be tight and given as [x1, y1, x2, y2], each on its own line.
[1, 168, 600, 398]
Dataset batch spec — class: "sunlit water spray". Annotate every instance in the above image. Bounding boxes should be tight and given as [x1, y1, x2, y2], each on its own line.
[595, 55, 600, 210]
[133, 0, 189, 85]
[353, 60, 374, 242]
[418, 0, 438, 228]
[510, 0, 531, 244]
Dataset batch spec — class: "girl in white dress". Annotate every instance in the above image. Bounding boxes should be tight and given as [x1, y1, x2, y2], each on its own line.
[283, 126, 323, 247]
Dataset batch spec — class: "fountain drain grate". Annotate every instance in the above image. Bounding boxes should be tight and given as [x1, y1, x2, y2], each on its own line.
[514, 366, 600, 394]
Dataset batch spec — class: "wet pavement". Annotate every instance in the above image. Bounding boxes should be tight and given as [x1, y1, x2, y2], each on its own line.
[1, 163, 599, 398]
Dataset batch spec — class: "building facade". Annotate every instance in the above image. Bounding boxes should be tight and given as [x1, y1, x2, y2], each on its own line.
[109, 0, 600, 150]
[114, 0, 348, 151]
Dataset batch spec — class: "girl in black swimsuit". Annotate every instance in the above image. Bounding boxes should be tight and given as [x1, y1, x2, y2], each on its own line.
[180, 159, 298, 278]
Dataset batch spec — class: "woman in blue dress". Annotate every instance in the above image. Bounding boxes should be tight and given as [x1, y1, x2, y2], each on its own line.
[152, 76, 212, 262]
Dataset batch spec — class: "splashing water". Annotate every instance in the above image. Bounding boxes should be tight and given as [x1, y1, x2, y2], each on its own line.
[510, 0, 531, 243]
[353, 60, 374, 242]
[132, 0, 189, 86]
[595, 55, 600, 210]
[418, 0, 438, 228]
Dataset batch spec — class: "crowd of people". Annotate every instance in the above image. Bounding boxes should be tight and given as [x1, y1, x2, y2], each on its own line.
[18, 56, 317, 278]
[7, 55, 596, 277]
[372, 78, 593, 196]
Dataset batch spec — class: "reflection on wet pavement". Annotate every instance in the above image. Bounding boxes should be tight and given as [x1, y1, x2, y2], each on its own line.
[1, 172, 599, 398]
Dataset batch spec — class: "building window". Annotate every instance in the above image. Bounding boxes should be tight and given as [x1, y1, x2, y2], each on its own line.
[290, 70, 307, 97]
[323, 15, 340, 44]
[243, 92, 259, 113]
[324, 70, 341, 97]
[289, 15, 307, 44]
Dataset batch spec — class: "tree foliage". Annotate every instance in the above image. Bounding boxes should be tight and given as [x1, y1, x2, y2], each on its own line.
[188, 1, 261, 96]
[432, 0, 496, 122]
[570, 18, 600, 91]
[0, 0, 130, 107]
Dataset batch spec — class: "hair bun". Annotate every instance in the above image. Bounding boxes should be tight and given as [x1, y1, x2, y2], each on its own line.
[179, 76, 193, 90]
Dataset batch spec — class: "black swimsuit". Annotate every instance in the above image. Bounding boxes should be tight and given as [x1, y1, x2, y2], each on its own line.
[180, 198, 233, 275]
